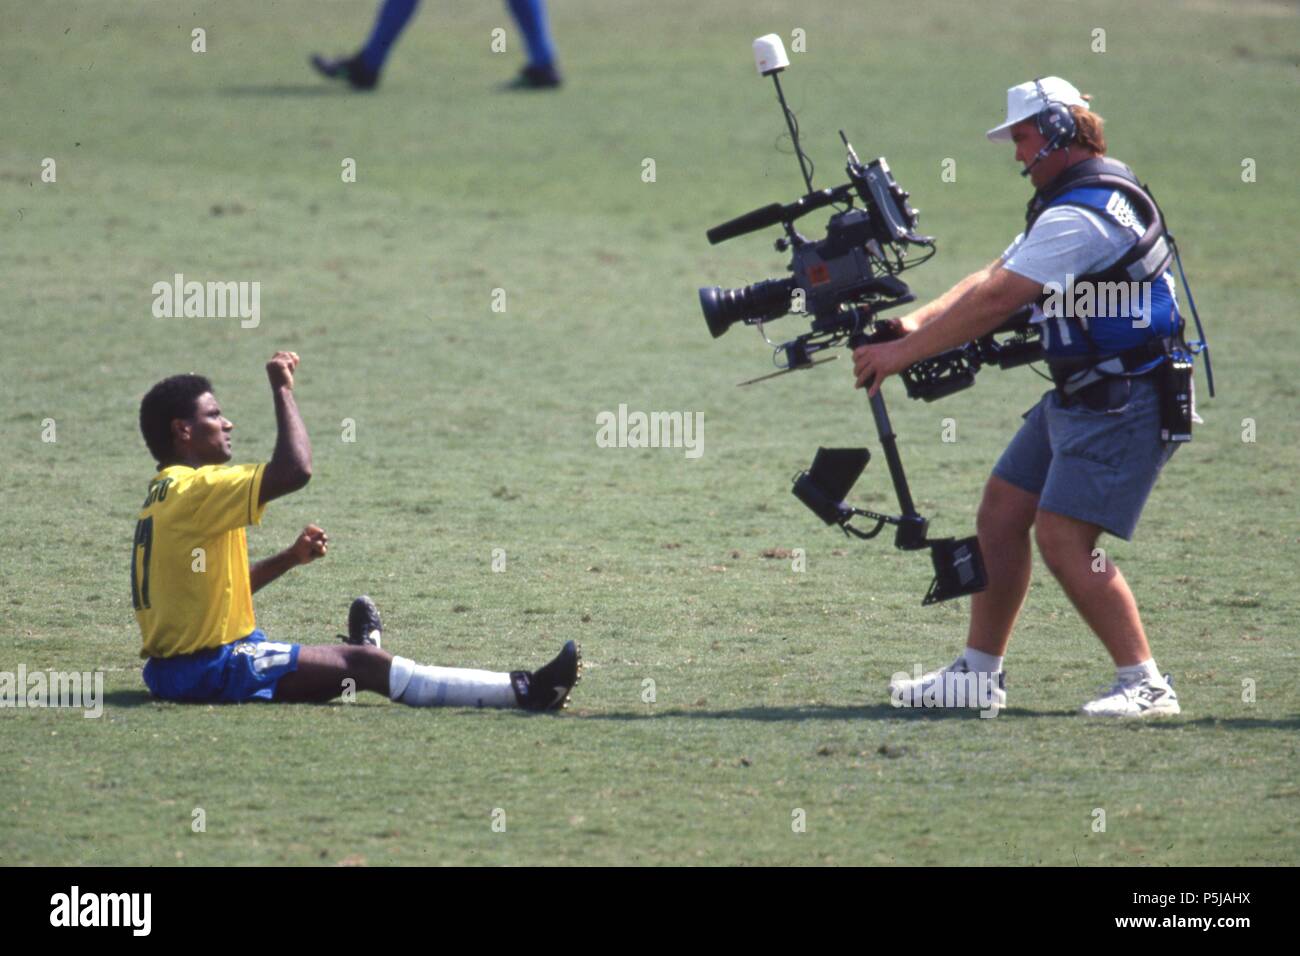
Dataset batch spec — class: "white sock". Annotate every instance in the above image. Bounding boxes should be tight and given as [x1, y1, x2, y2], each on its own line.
[963, 647, 1004, 673]
[1116, 659, 1161, 686]
[388, 655, 517, 708]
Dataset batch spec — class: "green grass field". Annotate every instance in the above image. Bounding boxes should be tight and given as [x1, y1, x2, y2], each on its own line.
[2, 0, 1298, 866]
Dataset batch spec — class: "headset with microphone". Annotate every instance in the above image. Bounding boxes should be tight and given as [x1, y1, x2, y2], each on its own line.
[1021, 77, 1077, 177]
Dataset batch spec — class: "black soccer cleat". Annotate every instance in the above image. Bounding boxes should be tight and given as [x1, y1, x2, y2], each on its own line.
[310, 53, 379, 91]
[506, 63, 562, 90]
[340, 595, 383, 648]
[511, 640, 581, 711]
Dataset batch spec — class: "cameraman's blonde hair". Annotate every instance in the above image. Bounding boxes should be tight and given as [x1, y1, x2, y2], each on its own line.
[1071, 95, 1106, 154]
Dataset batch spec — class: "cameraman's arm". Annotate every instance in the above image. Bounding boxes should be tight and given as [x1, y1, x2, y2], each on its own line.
[896, 258, 1003, 332]
[897, 264, 1040, 362]
[259, 351, 313, 506]
[854, 264, 1040, 393]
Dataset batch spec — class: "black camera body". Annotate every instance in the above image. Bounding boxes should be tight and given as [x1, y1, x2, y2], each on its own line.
[700, 147, 932, 358]
[699, 139, 1044, 394]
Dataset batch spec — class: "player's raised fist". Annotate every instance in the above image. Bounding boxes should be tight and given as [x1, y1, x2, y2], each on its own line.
[266, 351, 301, 390]
[290, 524, 328, 565]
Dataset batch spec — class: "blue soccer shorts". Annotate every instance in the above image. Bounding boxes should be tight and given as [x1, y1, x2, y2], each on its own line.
[142, 630, 301, 703]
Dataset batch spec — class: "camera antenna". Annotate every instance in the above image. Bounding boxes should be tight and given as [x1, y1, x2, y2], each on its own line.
[839, 130, 859, 165]
[753, 34, 815, 195]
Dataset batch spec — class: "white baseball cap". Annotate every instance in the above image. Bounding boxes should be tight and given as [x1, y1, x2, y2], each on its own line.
[986, 76, 1088, 142]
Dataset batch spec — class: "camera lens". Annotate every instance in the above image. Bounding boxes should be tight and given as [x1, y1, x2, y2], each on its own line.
[698, 278, 794, 338]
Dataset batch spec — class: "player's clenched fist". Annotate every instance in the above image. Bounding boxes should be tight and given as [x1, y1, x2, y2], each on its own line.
[290, 524, 328, 565]
[266, 351, 301, 390]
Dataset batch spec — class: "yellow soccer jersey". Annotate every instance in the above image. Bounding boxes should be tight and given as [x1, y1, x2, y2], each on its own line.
[131, 463, 267, 659]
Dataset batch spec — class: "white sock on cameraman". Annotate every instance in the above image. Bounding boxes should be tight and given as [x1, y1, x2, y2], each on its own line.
[1116, 658, 1162, 686]
[963, 648, 1003, 673]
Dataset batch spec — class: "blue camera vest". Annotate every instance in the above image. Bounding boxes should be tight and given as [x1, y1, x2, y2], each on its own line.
[1025, 158, 1180, 358]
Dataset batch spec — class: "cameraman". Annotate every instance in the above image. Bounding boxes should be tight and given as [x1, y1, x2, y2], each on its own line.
[852, 77, 1182, 717]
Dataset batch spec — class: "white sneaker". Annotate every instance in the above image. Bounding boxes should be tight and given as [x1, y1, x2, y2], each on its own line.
[1080, 674, 1180, 718]
[889, 658, 1007, 714]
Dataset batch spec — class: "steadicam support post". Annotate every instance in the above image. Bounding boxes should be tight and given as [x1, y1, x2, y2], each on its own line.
[706, 34, 991, 605]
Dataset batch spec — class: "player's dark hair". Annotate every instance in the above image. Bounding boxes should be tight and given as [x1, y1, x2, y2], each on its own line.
[139, 374, 213, 465]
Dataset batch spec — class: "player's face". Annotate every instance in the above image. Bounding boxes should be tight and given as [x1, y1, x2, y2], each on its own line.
[181, 391, 234, 464]
[1011, 121, 1058, 187]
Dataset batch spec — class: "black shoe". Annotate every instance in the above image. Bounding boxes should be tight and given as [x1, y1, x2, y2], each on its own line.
[507, 63, 562, 90]
[341, 595, 383, 648]
[310, 53, 379, 91]
[511, 641, 581, 711]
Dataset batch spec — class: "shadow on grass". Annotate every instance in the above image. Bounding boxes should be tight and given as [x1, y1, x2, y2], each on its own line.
[1140, 715, 1300, 731]
[575, 705, 1300, 727]
[97, 695, 1023, 720]
[577, 704, 1065, 722]
[100, 692, 1300, 729]
[216, 85, 347, 97]
[102, 690, 388, 709]
[103, 690, 157, 708]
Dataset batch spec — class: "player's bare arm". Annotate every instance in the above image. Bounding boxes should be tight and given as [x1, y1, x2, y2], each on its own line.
[259, 351, 313, 506]
[135, 361, 579, 713]
[249, 524, 328, 593]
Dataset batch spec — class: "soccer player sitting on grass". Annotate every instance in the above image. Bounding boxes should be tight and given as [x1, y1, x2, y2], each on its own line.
[132, 350, 579, 710]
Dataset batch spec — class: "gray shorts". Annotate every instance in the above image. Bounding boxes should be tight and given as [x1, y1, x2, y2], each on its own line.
[992, 375, 1177, 540]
